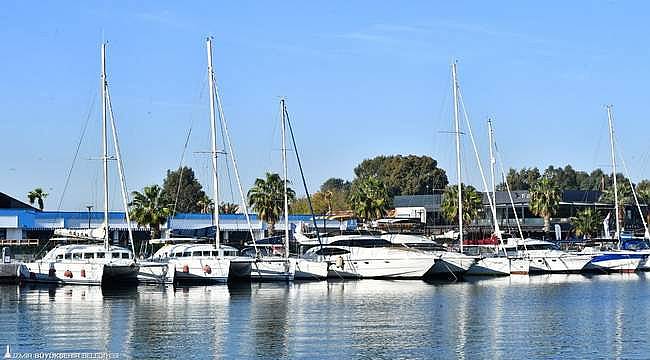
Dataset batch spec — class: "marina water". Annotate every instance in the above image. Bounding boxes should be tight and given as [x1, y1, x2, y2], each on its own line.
[1, 274, 649, 359]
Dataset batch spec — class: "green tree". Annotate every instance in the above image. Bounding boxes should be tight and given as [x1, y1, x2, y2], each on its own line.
[497, 167, 540, 191]
[440, 184, 483, 225]
[160, 166, 206, 213]
[353, 155, 448, 198]
[247, 172, 296, 233]
[219, 202, 239, 214]
[572, 208, 601, 238]
[129, 185, 171, 239]
[27, 188, 48, 210]
[320, 178, 352, 193]
[530, 177, 562, 232]
[348, 177, 389, 221]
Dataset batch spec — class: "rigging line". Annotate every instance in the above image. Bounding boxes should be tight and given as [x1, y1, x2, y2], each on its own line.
[212, 79, 259, 254]
[283, 102, 324, 251]
[57, 92, 97, 210]
[616, 135, 650, 238]
[457, 89, 504, 254]
[219, 103, 237, 208]
[106, 87, 135, 254]
[172, 76, 207, 217]
[492, 132, 526, 248]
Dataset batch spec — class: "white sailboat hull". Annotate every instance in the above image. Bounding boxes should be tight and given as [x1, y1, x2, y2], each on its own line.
[20, 261, 138, 286]
[169, 258, 230, 284]
[586, 252, 645, 273]
[466, 257, 510, 276]
[294, 258, 328, 280]
[428, 252, 475, 276]
[249, 258, 295, 282]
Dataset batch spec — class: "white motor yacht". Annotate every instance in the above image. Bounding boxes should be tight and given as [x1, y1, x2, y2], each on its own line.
[302, 236, 436, 279]
[504, 238, 593, 273]
[380, 233, 475, 277]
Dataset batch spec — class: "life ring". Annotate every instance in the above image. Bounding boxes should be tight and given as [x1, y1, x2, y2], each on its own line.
[80, 269, 86, 278]
[64, 270, 73, 278]
[182, 264, 190, 273]
[203, 265, 212, 274]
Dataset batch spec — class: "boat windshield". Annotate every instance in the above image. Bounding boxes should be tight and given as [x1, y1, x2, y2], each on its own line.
[516, 243, 559, 251]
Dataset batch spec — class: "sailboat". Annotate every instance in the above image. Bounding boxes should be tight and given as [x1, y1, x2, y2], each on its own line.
[138, 37, 247, 284]
[279, 99, 328, 280]
[584, 105, 647, 273]
[20, 43, 139, 286]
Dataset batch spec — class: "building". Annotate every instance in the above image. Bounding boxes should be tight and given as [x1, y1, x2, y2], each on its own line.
[0, 191, 348, 248]
[393, 190, 647, 238]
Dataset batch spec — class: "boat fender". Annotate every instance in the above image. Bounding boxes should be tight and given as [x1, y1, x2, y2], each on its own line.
[64, 270, 73, 278]
[182, 264, 190, 273]
[203, 265, 212, 274]
[336, 256, 344, 269]
[80, 269, 86, 278]
[48, 268, 56, 277]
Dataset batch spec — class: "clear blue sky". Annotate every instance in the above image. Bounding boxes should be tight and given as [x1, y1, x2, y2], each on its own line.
[2, 1, 650, 211]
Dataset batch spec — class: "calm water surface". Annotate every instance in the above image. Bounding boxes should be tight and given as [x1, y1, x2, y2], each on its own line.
[1, 274, 649, 359]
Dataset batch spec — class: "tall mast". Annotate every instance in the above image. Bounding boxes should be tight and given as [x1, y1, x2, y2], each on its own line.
[607, 105, 621, 243]
[206, 37, 221, 250]
[452, 62, 463, 253]
[488, 118, 496, 217]
[281, 99, 290, 258]
[101, 43, 110, 250]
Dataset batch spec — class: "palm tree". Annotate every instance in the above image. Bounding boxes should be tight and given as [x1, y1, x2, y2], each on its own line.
[573, 208, 601, 239]
[440, 184, 482, 225]
[197, 195, 214, 214]
[129, 185, 171, 239]
[530, 176, 562, 232]
[247, 172, 296, 234]
[27, 188, 48, 210]
[600, 180, 633, 228]
[348, 177, 389, 221]
[219, 202, 239, 214]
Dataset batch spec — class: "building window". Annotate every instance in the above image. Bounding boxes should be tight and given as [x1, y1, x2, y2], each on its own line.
[0, 229, 5, 240]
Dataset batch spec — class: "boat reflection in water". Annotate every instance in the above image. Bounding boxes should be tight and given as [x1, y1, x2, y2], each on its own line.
[3, 274, 650, 359]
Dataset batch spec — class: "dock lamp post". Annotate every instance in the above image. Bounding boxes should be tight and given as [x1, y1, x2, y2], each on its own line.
[86, 205, 93, 229]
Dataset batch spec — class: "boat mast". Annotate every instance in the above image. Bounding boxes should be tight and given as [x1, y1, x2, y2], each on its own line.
[452, 62, 463, 253]
[281, 98, 290, 258]
[206, 37, 221, 250]
[101, 43, 110, 250]
[607, 105, 621, 243]
[487, 118, 503, 253]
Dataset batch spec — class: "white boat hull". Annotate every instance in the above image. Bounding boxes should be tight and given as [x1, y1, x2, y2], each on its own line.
[169, 258, 230, 284]
[20, 261, 138, 286]
[586, 253, 645, 273]
[527, 254, 593, 273]
[428, 253, 475, 276]
[137, 261, 174, 284]
[294, 258, 328, 280]
[466, 257, 511, 276]
[328, 257, 435, 279]
[249, 258, 295, 282]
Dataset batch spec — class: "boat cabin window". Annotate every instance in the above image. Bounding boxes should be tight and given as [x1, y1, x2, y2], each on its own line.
[224, 250, 237, 256]
[192, 251, 202, 257]
[315, 248, 350, 256]
[212, 251, 219, 256]
[174, 252, 183, 257]
[112, 252, 121, 259]
[73, 253, 82, 260]
[329, 238, 392, 248]
[65, 253, 72, 260]
[84, 253, 94, 259]
[517, 244, 558, 251]
[96, 252, 105, 258]
[121, 253, 130, 259]
[183, 252, 191, 257]
[56, 255, 64, 260]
